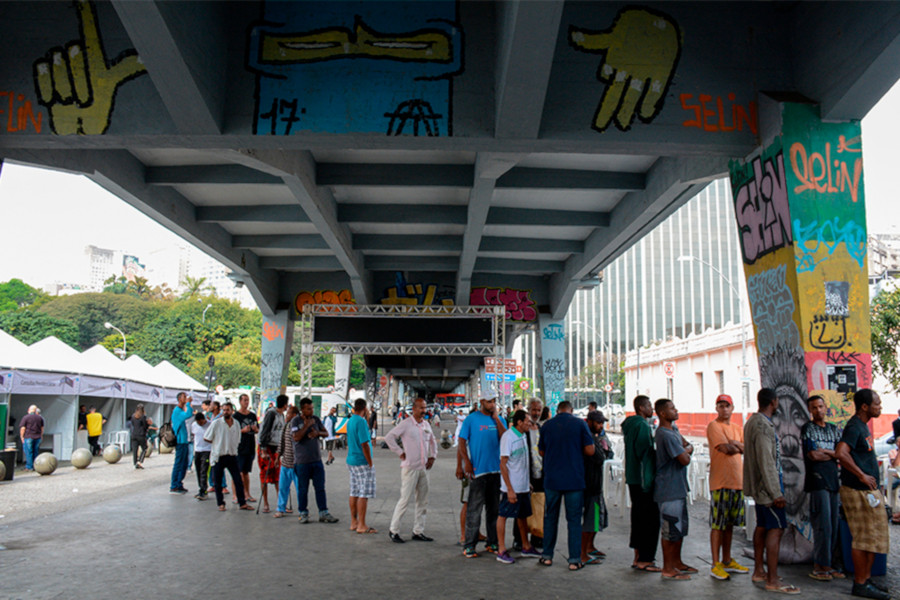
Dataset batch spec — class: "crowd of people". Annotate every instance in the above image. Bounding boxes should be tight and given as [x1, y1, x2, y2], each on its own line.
[158, 386, 892, 599]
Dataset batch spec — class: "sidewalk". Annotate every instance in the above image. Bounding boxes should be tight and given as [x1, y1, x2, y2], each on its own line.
[1, 441, 896, 600]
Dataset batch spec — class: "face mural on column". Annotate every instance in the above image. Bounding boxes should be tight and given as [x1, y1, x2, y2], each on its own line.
[730, 103, 870, 545]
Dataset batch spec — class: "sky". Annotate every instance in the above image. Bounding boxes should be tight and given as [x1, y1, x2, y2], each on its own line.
[1, 79, 899, 288]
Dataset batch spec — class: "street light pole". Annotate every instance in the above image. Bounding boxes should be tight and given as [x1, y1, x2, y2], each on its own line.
[104, 321, 127, 360]
[202, 303, 212, 323]
[677, 255, 749, 419]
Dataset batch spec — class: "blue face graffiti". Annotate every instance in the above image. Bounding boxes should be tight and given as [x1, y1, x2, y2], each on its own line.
[247, 1, 463, 136]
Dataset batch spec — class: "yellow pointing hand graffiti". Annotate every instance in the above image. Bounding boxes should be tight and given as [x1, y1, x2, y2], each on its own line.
[570, 8, 681, 132]
[33, 0, 147, 135]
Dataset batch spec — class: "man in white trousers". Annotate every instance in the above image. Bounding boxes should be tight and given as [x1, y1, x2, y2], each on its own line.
[385, 397, 438, 543]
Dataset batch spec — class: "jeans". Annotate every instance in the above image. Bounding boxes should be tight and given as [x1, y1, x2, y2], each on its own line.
[187, 442, 194, 470]
[465, 473, 500, 549]
[212, 455, 246, 506]
[132, 436, 147, 466]
[295, 460, 328, 514]
[169, 442, 190, 490]
[810, 488, 839, 568]
[543, 488, 584, 564]
[194, 451, 210, 495]
[628, 484, 660, 563]
[277, 465, 298, 513]
[23, 438, 40, 470]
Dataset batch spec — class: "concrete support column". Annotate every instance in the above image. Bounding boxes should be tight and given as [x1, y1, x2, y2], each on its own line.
[334, 354, 352, 399]
[260, 310, 293, 408]
[537, 314, 566, 415]
[728, 100, 870, 546]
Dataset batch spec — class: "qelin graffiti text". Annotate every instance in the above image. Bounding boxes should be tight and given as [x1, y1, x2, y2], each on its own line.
[733, 151, 791, 264]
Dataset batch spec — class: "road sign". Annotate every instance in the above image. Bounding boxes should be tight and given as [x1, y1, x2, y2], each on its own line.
[664, 361, 675, 378]
[604, 383, 613, 393]
[519, 380, 530, 391]
[379, 375, 388, 387]
[215, 384, 224, 394]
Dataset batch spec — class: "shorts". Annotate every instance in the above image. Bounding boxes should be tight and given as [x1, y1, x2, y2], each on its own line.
[659, 499, 689, 542]
[460, 478, 470, 504]
[754, 503, 787, 530]
[348, 464, 376, 498]
[237, 452, 255, 474]
[325, 439, 336, 451]
[499, 492, 532, 519]
[709, 488, 745, 530]
[583, 494, 607, 533]
[840, 486, 890, 554]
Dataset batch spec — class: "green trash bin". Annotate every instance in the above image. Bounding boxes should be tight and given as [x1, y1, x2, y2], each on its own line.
[0, 448, 15, 481]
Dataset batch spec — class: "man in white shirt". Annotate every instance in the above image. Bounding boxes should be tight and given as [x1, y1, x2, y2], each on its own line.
[191, 412, 212, 501]
[385, 398, 438, 543]
[204, 402, 252, 512]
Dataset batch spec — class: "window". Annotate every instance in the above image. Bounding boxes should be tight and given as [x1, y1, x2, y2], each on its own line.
[666, 377, 674, 401]
[697, 372, 704, 409]
[715, 370, 725, 395]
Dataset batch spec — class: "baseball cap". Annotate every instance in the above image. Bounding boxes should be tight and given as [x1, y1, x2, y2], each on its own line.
[715, 394, 733, 406]
[587, 410, 608, 424]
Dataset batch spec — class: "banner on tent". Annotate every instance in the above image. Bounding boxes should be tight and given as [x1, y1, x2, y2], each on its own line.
[79, 375, 126, 399]
[127, 381, 166, 404]
[0, 370, 12, 393]
[12, 370, 79, 395]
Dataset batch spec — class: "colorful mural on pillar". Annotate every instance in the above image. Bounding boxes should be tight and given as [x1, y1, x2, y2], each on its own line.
[260, 310, 292, 408]
[246, 1, 463, 136]
[538, 314, 566, 415]
[729, 102, 870, 545]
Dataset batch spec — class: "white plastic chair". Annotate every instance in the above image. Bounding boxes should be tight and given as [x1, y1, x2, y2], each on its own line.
[111, 430, 130, 454]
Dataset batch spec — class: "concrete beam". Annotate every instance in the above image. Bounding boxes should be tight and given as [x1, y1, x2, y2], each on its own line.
[232, 235, 328, 250]
[353, 235, 462, 252]
[196, 205, 309, 223]
[146, 165, 282, 185]
[111, 0, 225, 134]
[494, 0, 565, 139]
[366, 256, 459, 272]
[317, 163, 474, 188]
[474, 257, 564, 273]
[339, 204, 467, 225]
[259, 256, 343, 271]
[496, 167, 645, 191]
[487, 207, 610, 227]
[548, 156, 728, 319]
[480, 237, 583, 254]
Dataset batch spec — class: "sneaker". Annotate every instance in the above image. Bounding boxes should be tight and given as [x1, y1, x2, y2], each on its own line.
[484, 543, 499, 555]
[723, 559, 749, 574]
[710, 562, 731, 580]
[197, 494, 209, 501]
[852, 582, 891, 600]
[298, 513, 310, 524]
[169, 488, 187, 495]
[496, 551, 516, 564]
[462, 547, 479, 559]
[520, 547, 542, 558]
[867, 580, 890, 594]
[319, 512, 339, 523]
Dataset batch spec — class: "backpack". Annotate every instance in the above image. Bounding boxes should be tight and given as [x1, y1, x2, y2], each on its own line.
[159, 422, 177, 447]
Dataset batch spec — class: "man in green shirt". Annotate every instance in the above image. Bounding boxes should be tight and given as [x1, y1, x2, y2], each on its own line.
[621, 395, 661, 572]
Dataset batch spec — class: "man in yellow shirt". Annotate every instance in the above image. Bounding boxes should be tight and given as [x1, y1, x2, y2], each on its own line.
[86, 406, 107, 456]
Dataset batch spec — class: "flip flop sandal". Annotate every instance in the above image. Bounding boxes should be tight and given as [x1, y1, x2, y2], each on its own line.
[538, 558, 553, 567]
[583, 556, 603, 566]
[273, 512, 284, 518]
[809, 571, 832, 581]
[589, 550, 607, 558]
[662, 573, 691, 581]
[568, 562, 585, 571]
[238, 504, 254, 510]
[218, 505, 226, 511]
[357, 527, 378, 534]
[678, 566, 699, 574]
[766, 584, 801, 594]
[827, 570, 845, 579]
[632, 563, 663, 572]
[261, 508, 270, 513]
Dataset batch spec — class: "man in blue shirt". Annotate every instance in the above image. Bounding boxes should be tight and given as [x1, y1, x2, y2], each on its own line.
[169, 392, 193, 494]
[537, 400, 595, 570]
[457, 394, 507, 558]
[347, 399, 376, 534]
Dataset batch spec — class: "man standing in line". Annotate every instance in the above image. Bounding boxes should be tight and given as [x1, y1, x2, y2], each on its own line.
[257, 394, 287, 514]
[496, 410, 539, 564]
[706, 394, 749, 580]
[744, 388, 798, 594]
[581, 410, 612, 565]
[19, 405, 43, 471]
[169, 392, 193, 494]
[233, 394, 259, 504]
[291, 398, 339, 524]
[622, 395, 661, 572]
[77, 405, 87, 432]
[802, 394, 845, 582]
[85, 406, 107, 456]
[537, 400, 595, 570]
[654, 398, 695, 580]
[458, 394, 507, 558]
[204, 402, 251, 511]
[347, 399, 377, 534]
[274, 405, 300, 518]
[385, 397, 437, 543]
[514, 398, 546, 552]
[835, 389, 891, 600]
[191, 412, 212, 500]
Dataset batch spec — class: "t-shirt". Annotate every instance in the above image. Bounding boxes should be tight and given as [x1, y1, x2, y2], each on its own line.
[130, 415, 149, 439]
[78, 412, 87, 429]
[20, 413, 43, 439]
[86, 412, 104, 437]
[839, 415, 880, 490]
[538, 412, 593, 491]
[346, 414, 371, 466]
[233, 411, 258, 455]
[707, 419, 743, 490]
[459, 411, 506, 477]
[191, 421, 212, 452]
[290, 415, 325, 465]
[801, 421, 842, 492]
[171, 406, 192, 444]
[500, 428, 530, 493]
[654, 425, 689, 503]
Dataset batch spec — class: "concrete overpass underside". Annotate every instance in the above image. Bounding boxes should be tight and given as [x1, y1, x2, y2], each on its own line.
[1, 1, 900, 395]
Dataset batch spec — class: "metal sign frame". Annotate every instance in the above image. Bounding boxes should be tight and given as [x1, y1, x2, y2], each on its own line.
[298, 304, 505, 398]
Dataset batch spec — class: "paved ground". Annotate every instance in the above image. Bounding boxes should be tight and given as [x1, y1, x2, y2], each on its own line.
[1, 435, 897, 600]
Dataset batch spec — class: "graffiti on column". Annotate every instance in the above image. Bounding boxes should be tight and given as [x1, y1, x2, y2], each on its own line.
[794, 218, 866, 273]
[680, 92, 757, 135]
[569, 7, 681, 132]
[732, 151, 791, 265]
[746, 265, 800, 356]
[469, 287, 537, 321]
[247, 2, 463, 136]
[380, 272, 454, 306]
[295, 289, 355, 313]
[33, 0, 147, 135]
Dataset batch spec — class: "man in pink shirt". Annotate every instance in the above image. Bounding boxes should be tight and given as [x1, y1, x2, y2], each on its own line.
[385, 397, 438, 543]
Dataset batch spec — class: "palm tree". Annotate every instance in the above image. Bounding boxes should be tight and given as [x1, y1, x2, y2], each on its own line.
[180, 275, 215, 299]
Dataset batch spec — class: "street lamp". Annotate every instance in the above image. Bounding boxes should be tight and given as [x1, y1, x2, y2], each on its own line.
[202, 303, 213, 323]
[571, 320, 614, 408]
[677, 255, 749, 416]
[104, 321, 126, 360]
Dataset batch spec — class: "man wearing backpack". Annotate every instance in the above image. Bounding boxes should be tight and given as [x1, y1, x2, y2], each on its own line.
[169, 392, 193, 494]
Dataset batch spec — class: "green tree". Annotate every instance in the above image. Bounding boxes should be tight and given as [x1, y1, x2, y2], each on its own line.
[180, 275, 215, 300]
[0, 279, 49, 312]
[0, 310, 80, 348]
[39, 292, 164, 350]
[187, 336, 261, 389]
[871, 286, 900, 393]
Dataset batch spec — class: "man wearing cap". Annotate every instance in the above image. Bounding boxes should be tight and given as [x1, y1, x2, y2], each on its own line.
[706, 393, 748, 580]
[581, 410, 613, 564]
